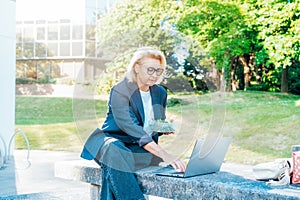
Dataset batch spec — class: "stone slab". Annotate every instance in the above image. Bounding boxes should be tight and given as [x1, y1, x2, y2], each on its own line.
[55, 160, 300, 200]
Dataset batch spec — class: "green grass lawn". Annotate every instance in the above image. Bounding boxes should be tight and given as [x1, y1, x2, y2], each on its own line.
[15, 91, 300, 165]
[223, 91, 300, 164]
[15, 96, 108, 124]
[15, 96, 108, 152]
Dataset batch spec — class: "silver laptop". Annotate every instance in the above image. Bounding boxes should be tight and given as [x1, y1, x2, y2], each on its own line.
[155, 137, 232, 178]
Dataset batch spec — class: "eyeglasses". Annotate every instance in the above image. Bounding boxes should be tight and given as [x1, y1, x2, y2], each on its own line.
[145, 67, 164, 76]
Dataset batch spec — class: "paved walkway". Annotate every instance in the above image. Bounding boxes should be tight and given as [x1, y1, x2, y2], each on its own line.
[0, 150, 90, 199]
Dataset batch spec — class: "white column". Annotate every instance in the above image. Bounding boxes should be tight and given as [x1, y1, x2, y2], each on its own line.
[0, 0, 16, 160]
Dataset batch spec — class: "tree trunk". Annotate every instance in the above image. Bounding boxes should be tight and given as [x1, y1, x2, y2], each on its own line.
[207, 61, 225, 91]
[230, 57, 239, 92]
[226, 67, 232, 92]
[281, 66, 289, 93]
[220, 67, 225, 92]
[211, 61, 220, 90]
[249, 52, 256, 83]
[238, 56, 251, 91]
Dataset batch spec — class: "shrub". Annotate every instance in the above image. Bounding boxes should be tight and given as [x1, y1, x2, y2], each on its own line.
[167, 97, 184, 107]
[163, 73, 193, 92]
[16, 78, 56, 84]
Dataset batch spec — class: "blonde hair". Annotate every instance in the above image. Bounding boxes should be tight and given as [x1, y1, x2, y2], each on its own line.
[126, 47, 167, 83]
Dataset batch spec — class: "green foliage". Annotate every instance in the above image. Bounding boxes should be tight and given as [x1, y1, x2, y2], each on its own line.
[175, 0, 300, 93]
[177, 0, 253, 70]
[288, 61, 300, 94]
[95, 55, 130, 95]
[16, 78, 37, 84]
[96, 0, 181, 58]
[167, 97, 185, 107]
[95, 72, 118, 95]
[94, 0, 188, 91]
[290, 81, 300, 94]
[246, 0, 300, 68]
[163, 73, 194, 92]
[261, 70, 281, 92]
[254, 48, 269, 66]
[248, 65, 281, 92]
[93, 0, 300, 94]
[16, 60, 61, 80]
[16, 77, 56, 84]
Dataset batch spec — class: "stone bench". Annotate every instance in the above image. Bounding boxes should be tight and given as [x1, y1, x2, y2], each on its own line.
[54, 160, 300, 200]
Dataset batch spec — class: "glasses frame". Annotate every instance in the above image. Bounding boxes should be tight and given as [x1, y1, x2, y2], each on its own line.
[145, 67, 164, 76]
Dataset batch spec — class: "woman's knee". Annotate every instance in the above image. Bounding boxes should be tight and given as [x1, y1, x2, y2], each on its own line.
[100, 139, 135, 172]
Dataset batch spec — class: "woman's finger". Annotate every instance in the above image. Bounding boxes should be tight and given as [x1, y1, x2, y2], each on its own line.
[170, 159, 186, 172]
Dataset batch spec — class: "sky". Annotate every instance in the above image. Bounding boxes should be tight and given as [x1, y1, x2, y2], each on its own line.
[16, 0, 85, 22]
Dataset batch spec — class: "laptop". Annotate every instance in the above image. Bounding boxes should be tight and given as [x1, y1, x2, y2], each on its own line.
[155, 137, 232, 178]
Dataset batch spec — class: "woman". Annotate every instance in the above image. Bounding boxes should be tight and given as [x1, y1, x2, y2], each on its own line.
[81, 47, 186, 200]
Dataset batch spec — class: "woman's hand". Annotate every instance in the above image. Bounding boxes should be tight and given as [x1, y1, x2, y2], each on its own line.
[169, 157, 186, 172]
[143, 141, 186, 172]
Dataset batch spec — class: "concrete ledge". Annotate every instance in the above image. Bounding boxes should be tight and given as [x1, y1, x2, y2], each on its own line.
[0, 188, 90, 200]
[55, 160, 300, 200]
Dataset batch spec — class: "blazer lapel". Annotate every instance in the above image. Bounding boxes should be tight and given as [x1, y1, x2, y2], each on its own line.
[150, 86, 164, 120]
[135, 90, 145, 124]
[126, 80, 145, 124]
[126, 79, 164, 123]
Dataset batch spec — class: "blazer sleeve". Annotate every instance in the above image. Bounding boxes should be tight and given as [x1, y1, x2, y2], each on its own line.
[110, 85, 153, 146]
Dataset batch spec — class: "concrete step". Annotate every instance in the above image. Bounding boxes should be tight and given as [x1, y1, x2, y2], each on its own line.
[0, 188, 90, 200]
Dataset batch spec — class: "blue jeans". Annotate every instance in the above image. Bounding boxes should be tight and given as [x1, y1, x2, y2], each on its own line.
[95, 138, 159, 200]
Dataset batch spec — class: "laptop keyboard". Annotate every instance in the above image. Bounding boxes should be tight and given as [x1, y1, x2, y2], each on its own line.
[154, 166, 185, 177]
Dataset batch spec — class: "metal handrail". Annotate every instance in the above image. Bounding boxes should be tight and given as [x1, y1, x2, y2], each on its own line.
[8, 129, 31, 169]
[0, 134, 7, 168]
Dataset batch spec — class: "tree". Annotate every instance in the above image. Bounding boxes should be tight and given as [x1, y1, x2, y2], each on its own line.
[94, 0, 300, 94]
[176, 0, 254, 91]
[95, 0, 200, 93]
[245, 0, 300, 93]
[96, 0, 183, 58]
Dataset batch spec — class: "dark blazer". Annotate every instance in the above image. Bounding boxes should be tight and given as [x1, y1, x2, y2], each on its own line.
[80, 77, 167, 160]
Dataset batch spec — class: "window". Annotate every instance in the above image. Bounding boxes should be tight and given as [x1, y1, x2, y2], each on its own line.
[23, 43, 34, 58]
[23, 25, 34, 42]
[48, 43, 58, 57]
[60, 25, 70, 40]
[72, 25, 83, 40]
[36, 20, 46, 24]
[86, 25, 95, 40]
[36, 27, 45, 40]
[72, 42, 83, 56]
[16, 27, 22, 42]
[60, 19, 70, 23]
[16, 43, 23, 58]
[35, 42, 47, 57]
[48, 25, 58, 40]
[85, 41, 95, 57]
[60, 42, 70, 56]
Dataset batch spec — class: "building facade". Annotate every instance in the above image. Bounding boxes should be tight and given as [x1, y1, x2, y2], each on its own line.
[0, 0, 16, 162]
[16, 0, 117, 83]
